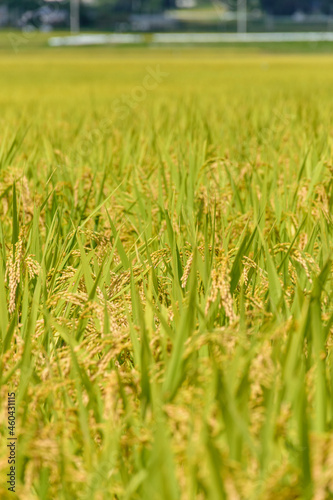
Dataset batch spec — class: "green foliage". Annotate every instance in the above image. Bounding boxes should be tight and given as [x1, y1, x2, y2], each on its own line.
[260, 0, 333, 15]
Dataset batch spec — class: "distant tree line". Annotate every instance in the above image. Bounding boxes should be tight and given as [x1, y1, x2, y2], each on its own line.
[260, 0, 333, 15]
[4, 0, 333, 16]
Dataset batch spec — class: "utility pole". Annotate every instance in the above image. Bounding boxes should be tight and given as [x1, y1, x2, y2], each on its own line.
[70, 0, 80, 33]
[237, 0, 247, 33]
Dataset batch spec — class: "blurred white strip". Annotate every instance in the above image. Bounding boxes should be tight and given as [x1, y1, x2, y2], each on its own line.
[49, 32, 333, 47]
[153, 32, 333, 43]
[48, 34, 144, 47]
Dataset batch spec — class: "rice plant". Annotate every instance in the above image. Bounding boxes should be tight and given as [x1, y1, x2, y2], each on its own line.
[0, 47, 332, 499]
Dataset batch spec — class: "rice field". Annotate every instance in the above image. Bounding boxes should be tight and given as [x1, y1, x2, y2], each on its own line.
[0, 45, 333, 499]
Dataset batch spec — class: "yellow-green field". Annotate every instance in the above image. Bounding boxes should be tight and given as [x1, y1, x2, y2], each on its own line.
[0, 44, 333, 499]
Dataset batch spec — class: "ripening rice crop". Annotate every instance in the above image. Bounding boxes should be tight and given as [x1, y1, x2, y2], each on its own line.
[0, 47, 332, 499]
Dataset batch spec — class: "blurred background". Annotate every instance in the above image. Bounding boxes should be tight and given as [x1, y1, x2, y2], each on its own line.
[1, 0, 333, 35]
